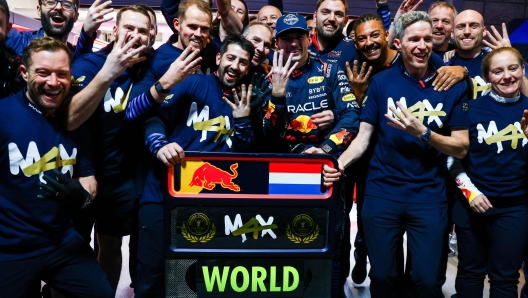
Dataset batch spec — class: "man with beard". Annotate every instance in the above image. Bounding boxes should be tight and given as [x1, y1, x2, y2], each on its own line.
[6, 0, 112, 60]
[137, 34, 255, 298]
[130, 0, 216, 108]
[0, 0, 24, 98]
[429, 1, 456, 56]
[309, 0, 358, 68]
[0, 37, 113, 298]
[323, 11, 470, 297]
[64, 5, 157, 294]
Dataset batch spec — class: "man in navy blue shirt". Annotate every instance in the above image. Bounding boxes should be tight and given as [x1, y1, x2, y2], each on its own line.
[428, 1, 456, 56]
[324, 11, 470, 297]
[6, 0, 112, 60]
[137, 34, 256, 298]
[0, 37, 113, 298]
[66, 5, 155, 293]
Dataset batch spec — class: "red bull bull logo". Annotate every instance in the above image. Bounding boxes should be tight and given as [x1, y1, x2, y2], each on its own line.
[189, 162, 241, 192]
[266, 101, 276, 119]
[288, 115, 318, 133]
[329, 128, 350, 145]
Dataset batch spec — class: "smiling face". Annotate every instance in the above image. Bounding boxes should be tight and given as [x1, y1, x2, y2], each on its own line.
[429, 6, 455, 50]
[315, 0, 348, 42]
[354, 19, 389, 62]
[38, 0, 78, 40]
[276, 30, 309, 66]
[216, 44, 251, 88]
[245, 24, 272, 67]
[175, 5, 211, 51]
[394, 21, 433, 78]
[258, 5, 281, 35]
[454, 10, 485, 58]
[113, 10, 150, 58]
[21, 49, 71, 114]
[486, 51, 525, 98]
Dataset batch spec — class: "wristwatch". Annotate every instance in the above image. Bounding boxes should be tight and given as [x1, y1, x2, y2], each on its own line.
[419, 128, 431, 143]
[154, 80, 170, 94]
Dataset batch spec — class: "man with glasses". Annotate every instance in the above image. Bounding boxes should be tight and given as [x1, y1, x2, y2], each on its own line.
[6, 0, 111, 60]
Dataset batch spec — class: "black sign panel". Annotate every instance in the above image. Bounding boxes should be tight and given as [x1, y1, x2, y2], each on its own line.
[172, 207, 328, 249]
[196, 259, 304, 297]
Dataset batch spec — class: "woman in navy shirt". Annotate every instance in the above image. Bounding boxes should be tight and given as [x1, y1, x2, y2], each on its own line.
[450, 47, 528, 297]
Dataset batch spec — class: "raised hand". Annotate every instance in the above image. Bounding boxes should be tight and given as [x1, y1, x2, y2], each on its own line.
[224, 84, 253, 118]
[346, 60, 372, 103]
[83, 0, 114, 36]
[394, 0, 423, 22]
[385, 101, 427, 137]
[157, 143, 185, 167]
[270, 49, 299, 97]
[483, 23, 511, 49]
[521, 110, 528, 137]
[250, 73, 271, 108]
[157, 46, 202, 93]
[99, 31, 147, 81]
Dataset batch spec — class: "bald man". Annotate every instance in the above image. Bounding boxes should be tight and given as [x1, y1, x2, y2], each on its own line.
[257, 5, 282, 35]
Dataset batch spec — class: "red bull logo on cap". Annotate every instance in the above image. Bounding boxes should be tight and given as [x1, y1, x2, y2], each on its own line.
[288, 115, 318, 133]
[189, 162, 240, 192]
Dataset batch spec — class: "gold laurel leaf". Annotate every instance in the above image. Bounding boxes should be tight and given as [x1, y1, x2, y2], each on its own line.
[199, 224, 216, 243]
[302, 224, 320, 243]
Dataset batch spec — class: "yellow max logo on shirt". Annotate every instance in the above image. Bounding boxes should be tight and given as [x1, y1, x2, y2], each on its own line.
[70, 76, 85, 86]
[307, 76, 324, 84]
[342, 94, 356, 102]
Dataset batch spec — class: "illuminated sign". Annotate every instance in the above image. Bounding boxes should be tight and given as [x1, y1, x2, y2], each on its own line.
[172, 207, 327, 249]
[197, 259, 303, 297]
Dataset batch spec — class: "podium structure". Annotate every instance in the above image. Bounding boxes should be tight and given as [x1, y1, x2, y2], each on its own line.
[164, 152, 343, 298]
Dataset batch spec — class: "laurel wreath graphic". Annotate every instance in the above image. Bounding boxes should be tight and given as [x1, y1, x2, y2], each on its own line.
[181, 223, 216, 243]
[286, 224, 320, 244]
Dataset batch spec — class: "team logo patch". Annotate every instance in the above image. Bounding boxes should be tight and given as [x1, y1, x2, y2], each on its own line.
[189, 162, 241, 192]
[283, 14, 299, 25]
[182, 213, 216, 243]
[288, 115, 317, 133]
[329, 128, 350, 145]
[342, 94, 356, 101]
[286, 214, 319, 244]
[307, 76, 324, 84]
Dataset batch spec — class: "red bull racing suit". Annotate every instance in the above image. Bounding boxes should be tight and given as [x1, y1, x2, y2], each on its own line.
[264, 57, 360, 155]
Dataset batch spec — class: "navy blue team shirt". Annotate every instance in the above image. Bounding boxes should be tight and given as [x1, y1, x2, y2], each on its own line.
[70, 43, 144, 183]
[464, 93, 528, 203]
[141, 73, 254, 205]
[0, 90, 93, 261]
[361, 63, 470, 203]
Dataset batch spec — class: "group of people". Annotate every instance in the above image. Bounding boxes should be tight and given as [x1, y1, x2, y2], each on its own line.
[0, 0, 526, 297]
